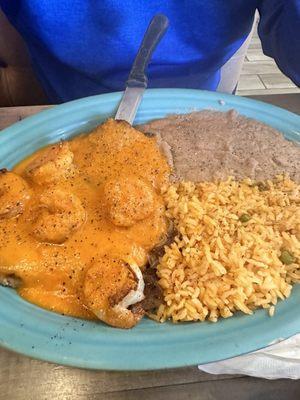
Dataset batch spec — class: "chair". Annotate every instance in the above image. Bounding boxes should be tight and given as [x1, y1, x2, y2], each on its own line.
[0, 9, 48, 107]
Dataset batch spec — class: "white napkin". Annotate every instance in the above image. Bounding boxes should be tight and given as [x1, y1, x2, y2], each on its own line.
[198, 334, 300, 379]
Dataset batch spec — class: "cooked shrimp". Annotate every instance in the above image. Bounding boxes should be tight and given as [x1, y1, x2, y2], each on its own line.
[104, 176, 154, 227]
[0, 169, 30, 219]
[83, 256, 145, 328]
[26, 142, 75, 185]
[33, 188, 86, 244]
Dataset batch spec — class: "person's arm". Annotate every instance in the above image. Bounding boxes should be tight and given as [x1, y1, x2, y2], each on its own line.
[257, 0, 300, 86]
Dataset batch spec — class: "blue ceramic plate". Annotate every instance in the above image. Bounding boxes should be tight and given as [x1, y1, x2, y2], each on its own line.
[0, 89, 300, 370]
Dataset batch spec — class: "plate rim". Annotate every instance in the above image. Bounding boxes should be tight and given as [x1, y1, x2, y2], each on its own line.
[0, 88, 300, 370]
[1, 89, 300, 137]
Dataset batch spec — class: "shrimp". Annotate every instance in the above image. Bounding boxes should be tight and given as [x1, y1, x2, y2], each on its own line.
[83, 256, 145, 328]
[0, 169, 30, 219]
[33, 188, 86, 244]
[26, 142, 75, 185]
[103, 176, 154, 227]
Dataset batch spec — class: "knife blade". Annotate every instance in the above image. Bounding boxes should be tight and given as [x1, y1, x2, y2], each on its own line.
[115, 87, 145, 126]
[115, 14, 169, 124]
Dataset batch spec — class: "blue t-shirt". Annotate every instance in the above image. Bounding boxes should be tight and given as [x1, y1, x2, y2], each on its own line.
[1, 0, 299, 103]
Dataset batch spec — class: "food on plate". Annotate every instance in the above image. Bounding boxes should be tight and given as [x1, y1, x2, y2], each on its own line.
[103, 176, 155, 227]
[0, 119, 169, 327]
[83, 256, 145, 328]
[0, 111, 299, 328]
[0, 169, 30, 219]
[32, 188, 86, 244]
[139, 110, 300, 182]
[152, 176, 300, 323]
[26, 142, 75, 185]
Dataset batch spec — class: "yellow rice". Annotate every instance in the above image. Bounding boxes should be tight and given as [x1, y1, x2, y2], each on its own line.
[153, 176, 300, 323]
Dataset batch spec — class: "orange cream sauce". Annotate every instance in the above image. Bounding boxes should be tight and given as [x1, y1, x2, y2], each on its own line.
[0, 119, 169, 318]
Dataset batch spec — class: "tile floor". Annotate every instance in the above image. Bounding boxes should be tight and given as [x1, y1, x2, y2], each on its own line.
[236, 28, 300, 96]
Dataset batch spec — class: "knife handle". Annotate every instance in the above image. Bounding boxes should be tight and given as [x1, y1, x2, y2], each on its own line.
[127, 14, 169, 88]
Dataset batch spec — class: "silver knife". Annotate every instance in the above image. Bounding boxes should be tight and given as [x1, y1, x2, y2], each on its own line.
[115, 14, 169, 125]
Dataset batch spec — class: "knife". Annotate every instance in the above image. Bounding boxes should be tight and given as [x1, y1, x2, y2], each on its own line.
[115, 14, 169, 125]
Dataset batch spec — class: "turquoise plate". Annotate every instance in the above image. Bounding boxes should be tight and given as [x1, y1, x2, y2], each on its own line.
[0, 89, 299, 370]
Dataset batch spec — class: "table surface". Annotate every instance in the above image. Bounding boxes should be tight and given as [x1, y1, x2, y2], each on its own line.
[0, 93, 299, 400]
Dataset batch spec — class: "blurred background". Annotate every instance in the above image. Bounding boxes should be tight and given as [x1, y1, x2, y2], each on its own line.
[236, 23, 300, 96]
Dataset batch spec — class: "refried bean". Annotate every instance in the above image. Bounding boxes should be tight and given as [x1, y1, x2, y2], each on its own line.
[139, 110, 300, 182]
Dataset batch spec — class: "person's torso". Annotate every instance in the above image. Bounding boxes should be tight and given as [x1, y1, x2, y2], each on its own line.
[2, 0, 259, 102]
